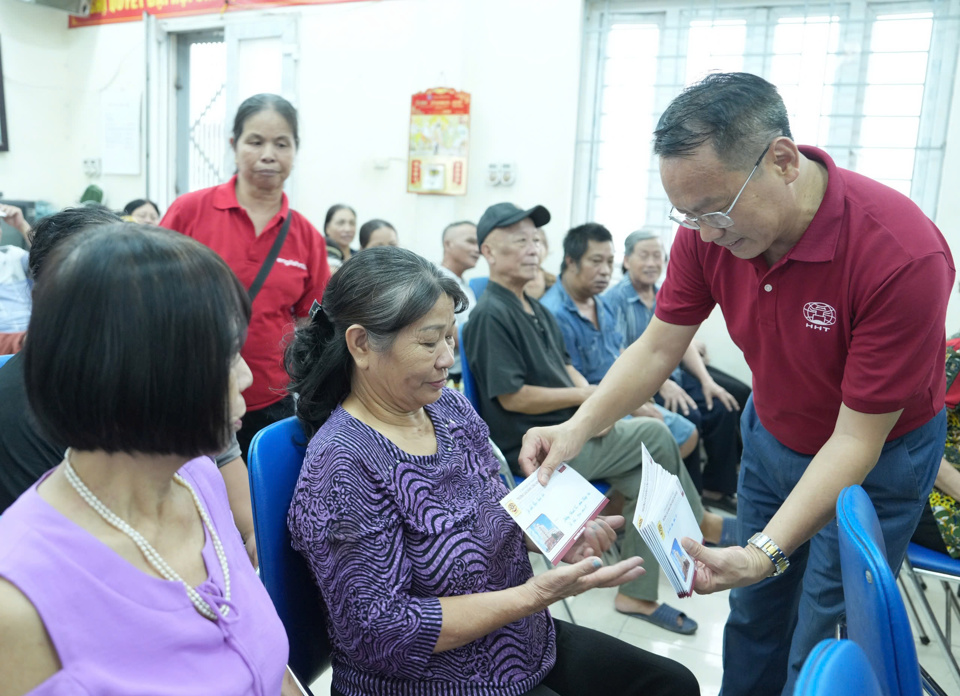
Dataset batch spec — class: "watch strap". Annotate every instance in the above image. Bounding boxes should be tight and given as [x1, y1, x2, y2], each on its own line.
[748, 532, 790, 577]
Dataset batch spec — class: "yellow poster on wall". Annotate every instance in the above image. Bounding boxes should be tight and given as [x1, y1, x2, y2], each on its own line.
[408, 88, 470, 196]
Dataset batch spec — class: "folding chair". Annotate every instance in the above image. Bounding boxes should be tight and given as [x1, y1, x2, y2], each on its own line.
[899, 542, 960, 691]
[794, 639, 884, 696]
[836, 484, 923, 696]
[248, 417, 331, 694]
[468, 276, 489, 301]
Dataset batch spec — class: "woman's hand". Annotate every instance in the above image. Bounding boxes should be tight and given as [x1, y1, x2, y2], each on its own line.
[559, 515, 624, 563]
[522, 555, 645, 609]
[680, 538, 773, 594]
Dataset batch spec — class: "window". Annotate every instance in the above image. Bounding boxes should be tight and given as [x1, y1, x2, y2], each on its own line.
[175, 31, 227, 195]
[576, 0, 960, 252]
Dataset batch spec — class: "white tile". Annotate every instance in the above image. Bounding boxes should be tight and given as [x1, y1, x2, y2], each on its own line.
[613, 633, 724, 696]
[309, 668, 331, 695]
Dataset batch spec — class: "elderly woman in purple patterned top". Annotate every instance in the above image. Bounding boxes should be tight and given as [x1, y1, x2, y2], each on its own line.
[285, 246, 699, 696]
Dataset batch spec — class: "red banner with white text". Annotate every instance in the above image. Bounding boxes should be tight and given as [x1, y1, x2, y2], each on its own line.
[69, 0, 367, 28]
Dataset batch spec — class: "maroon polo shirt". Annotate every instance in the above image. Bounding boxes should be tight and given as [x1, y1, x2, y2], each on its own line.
[162, 177, 330, 411]
[656, 146, 954, 454]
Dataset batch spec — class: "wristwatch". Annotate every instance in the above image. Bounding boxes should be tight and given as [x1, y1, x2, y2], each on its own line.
[748, 532, 790, 577]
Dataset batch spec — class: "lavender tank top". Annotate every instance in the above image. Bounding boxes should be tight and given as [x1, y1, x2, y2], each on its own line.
[0, 456, 288, 695]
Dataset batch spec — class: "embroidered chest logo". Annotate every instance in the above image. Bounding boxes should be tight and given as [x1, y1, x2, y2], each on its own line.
[803, 302, 837, 332]
[276, 257, 307, 271]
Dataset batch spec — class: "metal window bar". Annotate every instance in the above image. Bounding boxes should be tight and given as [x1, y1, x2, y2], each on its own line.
[579, 0, 959, 246]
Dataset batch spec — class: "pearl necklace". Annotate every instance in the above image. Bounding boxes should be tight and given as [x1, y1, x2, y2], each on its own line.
[62, 449, 231, 621]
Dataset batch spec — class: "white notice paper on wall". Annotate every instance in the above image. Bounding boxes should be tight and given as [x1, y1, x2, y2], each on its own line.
[100, 90, 141, 176]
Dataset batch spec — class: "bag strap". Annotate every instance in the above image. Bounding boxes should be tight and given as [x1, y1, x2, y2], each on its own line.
[248, 214, 293, 301]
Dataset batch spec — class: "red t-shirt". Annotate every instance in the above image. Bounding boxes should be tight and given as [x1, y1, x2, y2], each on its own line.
[656, 146, 955, 454]
[161, 177, 330, 411]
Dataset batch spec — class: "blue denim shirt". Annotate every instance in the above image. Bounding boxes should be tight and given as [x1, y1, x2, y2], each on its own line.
[540, 280, 623, 385]
[604, 276, 683, 382]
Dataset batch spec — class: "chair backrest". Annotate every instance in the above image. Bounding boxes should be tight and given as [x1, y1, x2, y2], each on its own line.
[459, 323, 481, 412]
[0, 353, 12, 369]
[836, 485, 921, 696]
[248, 417, 331, 686]
[794, 639, 884, 696]
[468, 276, 489, 300]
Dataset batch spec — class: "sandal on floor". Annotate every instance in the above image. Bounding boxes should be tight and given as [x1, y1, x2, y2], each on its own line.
[617, 604, 698, 635]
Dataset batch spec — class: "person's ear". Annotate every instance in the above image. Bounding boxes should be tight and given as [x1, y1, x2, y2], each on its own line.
[770, 137, 801, 185]
[480, 241, 495, 266]
[345, 325, 371, 369]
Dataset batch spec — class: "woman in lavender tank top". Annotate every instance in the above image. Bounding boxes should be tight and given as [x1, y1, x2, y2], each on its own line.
[285, 247, 699, 696]
[0, 225, 298, 695]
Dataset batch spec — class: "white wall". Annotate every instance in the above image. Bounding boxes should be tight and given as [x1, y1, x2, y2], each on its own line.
[0, 0, 147, 211]
[4, 0, 960, 387]
[293, 0, 581, 278]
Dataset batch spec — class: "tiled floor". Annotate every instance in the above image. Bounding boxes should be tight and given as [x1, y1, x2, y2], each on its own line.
[310, 557, 960, 696]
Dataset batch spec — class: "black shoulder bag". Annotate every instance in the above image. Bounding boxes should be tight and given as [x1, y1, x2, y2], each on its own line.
[248, 215, 293, 301]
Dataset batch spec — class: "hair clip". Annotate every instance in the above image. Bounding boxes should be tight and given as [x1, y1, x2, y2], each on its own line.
[309, 300, 323, 320]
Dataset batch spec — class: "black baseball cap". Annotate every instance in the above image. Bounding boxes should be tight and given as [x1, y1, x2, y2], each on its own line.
[476, 203, 551, 247]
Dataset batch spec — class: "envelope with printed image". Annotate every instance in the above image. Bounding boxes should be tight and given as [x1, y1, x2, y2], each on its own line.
[500, 464, 609, 564]
[633, 444, 702, 597]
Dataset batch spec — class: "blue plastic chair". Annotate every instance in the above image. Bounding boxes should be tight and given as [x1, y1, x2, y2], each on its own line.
[794, 639, 884, 696]
[0, 353, 12, 369]
[458, 323, 481, 412]
[468, 276, 489, 301]
[459, 324, 610, 498]
[899, 543, 960, 690]
[836, 485, 922, 696]
[248, 417, 331, 692]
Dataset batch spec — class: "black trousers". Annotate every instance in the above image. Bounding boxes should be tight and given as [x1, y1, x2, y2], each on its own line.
[330, 620, 699, 696]
[235, 395, 295, 461]
[523, 620, 699, 696]
[912, 500, 950, 555]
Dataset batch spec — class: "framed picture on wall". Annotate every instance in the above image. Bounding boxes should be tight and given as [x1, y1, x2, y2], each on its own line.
[0, 37, 8, 152]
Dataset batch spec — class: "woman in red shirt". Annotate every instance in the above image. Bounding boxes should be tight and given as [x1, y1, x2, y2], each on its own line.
[162, 93, 330, 457]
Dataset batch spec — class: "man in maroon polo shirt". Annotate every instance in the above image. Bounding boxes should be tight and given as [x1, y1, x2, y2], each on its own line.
[518, 72, 954, 696]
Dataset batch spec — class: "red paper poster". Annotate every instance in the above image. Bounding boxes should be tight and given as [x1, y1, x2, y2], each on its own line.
[408, 88, 470, 196]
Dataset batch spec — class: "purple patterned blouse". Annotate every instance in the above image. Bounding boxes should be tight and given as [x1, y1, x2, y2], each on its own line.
[288, 388, 556, 696]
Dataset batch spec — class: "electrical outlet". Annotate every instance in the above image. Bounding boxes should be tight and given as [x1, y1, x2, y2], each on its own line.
[500, 162, 516, 186]
[487, 163, 502, 186]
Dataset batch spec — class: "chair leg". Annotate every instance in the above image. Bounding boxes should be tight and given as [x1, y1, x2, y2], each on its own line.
[902, 567, 960, 691]
[542, 556, 578, 625]
[530, 552, 579, 626]
[945, 581, 953, 646]
[921, 664, 951, 696]
[901, 561, 931, 645]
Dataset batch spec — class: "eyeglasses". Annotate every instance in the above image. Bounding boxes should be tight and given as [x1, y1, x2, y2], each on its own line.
[668, 143, 772, 230]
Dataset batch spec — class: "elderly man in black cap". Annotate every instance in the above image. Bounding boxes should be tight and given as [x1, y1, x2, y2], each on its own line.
[462, 202, 729, 634]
